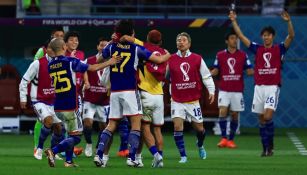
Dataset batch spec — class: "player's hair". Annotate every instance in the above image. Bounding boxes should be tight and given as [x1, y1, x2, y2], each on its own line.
[176, 32, 191, 43]
[51, 27, 64, 36]
[114, 19, 134, 36]
[97, 37, 108, 45]
[225, 29, 237, 40]
[64, 31, 80, 43]
[147, 29, 162, 45]
[260, 26, 275, 36]
[49, 38, 65, 53]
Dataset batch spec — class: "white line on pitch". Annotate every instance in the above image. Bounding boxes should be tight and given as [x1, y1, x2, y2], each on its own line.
[287, 132, 307, 156]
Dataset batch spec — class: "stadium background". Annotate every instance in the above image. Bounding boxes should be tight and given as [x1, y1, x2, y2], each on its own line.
[0, 0, 307, 132]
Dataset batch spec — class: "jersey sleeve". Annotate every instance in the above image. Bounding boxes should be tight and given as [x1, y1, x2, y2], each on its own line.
[244, 53, 253, 69]
[102, 43, 112, 59]
[136, 46, 152, 61]
[279, 42, 287, 59]
[249, 42, 260, 54]
[34, 48, 45, 60]
[200, 59, 215, 95]
[19, 61, 39, 102]
[213, 55, 219, 69]
[71, 58, 89, 73]
[134, 38, 144, 46]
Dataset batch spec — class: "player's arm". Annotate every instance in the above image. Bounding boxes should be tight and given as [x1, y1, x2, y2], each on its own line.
[87, 55, 121, 71]
[281, 11, 295, 49]
[244, 54, 254, 76]
[200, 59, 215, 104]
[19, 61, 39, 109]
[120, 35, 144, 46]
[83, 71, 90, 90]
[149, 49, 171, 64]
[229, 11, 251, 48]
[210, 57, 220, 76]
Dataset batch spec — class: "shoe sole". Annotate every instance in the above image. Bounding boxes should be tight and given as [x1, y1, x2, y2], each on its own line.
[44, 149, 55, 167]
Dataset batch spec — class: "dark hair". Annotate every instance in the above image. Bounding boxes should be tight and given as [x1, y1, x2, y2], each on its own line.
[114, 19, 134, 36]
[51, 27, 64, 36]
[225, 29, 237, 40]
[176, 32, 191, 43]
[97, 37, 108, 45]
[260, 26, 275, 36]
[64, 31, 80, 43]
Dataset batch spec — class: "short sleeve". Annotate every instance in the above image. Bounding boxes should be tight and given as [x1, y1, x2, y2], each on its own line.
[34, 48, 44, 60]
[249, 42, 260, 54]
[71, 58, 89, 73]
[213, 55, 219, 69]
[137, 46, 152, 61]
[279, 42, 287, 56]
[102, 43, 112, 59]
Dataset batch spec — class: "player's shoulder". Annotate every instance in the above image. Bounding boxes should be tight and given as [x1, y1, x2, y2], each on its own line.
[190, 52, 202, 59]
[216, 49, 227, 57]
[236, 49, 247, 56]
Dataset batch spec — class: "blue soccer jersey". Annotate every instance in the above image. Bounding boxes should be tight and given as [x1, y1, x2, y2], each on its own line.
[103, 42, 152, 91]
[48, 55, 89, 111]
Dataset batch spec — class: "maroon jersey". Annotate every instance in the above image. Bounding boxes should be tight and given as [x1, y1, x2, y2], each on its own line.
[249, 42, 287, 86]
[143, 42, 167, 82]
[214, 49, 252, 92]
[83, 55, 109, 106]
[34, 57, 55, 105]
[65, 50, 85, 93]
[169, 52, 203, 103]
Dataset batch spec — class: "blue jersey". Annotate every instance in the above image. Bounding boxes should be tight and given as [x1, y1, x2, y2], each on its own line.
[48, 55, 89, 111]
[103, 42, 152, 91]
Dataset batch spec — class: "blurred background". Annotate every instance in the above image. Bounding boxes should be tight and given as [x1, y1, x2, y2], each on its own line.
[0, 0, 307, 134]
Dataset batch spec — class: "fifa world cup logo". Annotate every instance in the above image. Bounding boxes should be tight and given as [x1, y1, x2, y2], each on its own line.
[180, 62, 190, 81]
[263, 52, 272, 68]
[227, 57, 236, 74]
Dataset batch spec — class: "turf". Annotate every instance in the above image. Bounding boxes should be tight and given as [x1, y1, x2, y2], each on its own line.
[0, 128, 306, 175]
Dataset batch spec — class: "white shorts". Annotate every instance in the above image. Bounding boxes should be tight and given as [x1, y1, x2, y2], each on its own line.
[252, 85, 280, 114]
[171, 100, 203, 123]
[109, 90, 142, 120]
[218, 91, 244, 112]
[140, 91, 164, 126]
[83, 101, 109, 123]
[33, 102, 61, 124]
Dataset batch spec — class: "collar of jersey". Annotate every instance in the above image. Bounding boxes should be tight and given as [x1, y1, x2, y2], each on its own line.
[176, 49, 191, 58]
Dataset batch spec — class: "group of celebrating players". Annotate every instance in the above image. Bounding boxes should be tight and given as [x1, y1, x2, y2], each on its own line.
[19, 10, 294, 168]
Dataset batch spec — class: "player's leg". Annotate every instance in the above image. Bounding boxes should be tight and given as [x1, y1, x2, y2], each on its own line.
[82, 102, 96, 157]
[217, 91, 230, 148]
[189, 102, 206, 160]
[117, 118, 129, 157]
[34, 103, 54, 160]
[171, 101, 187, 163]
[227, 92, 244, 148]
[33, 120, 42, 155]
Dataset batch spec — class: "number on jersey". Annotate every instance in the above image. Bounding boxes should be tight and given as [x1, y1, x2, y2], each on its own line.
[50, 70, 72, 93]
[111, 51, 131, 73]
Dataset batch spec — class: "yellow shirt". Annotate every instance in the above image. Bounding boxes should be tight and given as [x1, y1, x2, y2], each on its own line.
[134, 39, 164, 95]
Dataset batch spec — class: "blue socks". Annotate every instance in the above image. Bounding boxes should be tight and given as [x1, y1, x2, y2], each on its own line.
[128, 130, 141, 161]
[118, 118, 129, 151]
[51, 133, 65, 148]
[149, 146, 159, 156]
[174, 131, 186, 157]
[219, 117, 227, 139]
[229, 119, 239, 141]
[83, 127, 92, 144]
[97, 129, 112, 158]
[259, 123, 269, 152]
[265, 120, 274, 149]
[95, 130, 103, 149]
[158, 150, 163, 157]
[196, 130, 206, 147]
[37, 125, 51, 149]
[52, 135, 81, 155]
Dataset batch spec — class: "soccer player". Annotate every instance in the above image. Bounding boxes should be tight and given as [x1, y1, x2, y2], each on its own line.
[229, 10, 294, 156]
[118, 29, 166, 167]
[169, 32, 215, 163]
[19, 41, 63, 160]
[211, 29, 253, 149]
[93, 20, 170, 168]
[44, 38, 120, 167]
[32, 27, 64, 157]
[82, 37, 130, 163]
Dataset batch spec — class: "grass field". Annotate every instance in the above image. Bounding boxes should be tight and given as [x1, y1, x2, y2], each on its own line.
[0, 128, 306, 175]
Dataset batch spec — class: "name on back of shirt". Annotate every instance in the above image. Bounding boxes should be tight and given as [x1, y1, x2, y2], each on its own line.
[117, 43, 130, 49]
[49, 62, 62, 69]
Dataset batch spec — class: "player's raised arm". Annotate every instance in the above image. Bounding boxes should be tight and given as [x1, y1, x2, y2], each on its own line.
[88, 55, 122, 71]
[281, 11, 295, 49]
[148, 49, 171, 64]
[229, 11, 251, 48]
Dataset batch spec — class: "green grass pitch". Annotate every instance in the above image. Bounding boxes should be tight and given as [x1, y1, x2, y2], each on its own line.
[0, 128, 306, 175]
